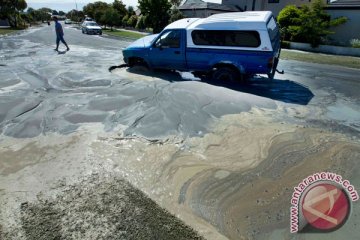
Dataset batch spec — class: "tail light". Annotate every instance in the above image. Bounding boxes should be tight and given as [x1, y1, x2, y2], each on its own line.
[268, 57, 274, 69]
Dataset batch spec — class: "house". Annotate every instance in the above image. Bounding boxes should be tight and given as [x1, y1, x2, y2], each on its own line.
[222, 0, 317, 16]
[221, 0, 360, 45]
[177, 0, 359, 45]
[325, 0, 360, 45]
[0, 19, 11, 28]
[178, 0, 242, 18]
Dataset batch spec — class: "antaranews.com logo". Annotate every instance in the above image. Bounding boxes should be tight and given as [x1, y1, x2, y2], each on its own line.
[290, 172, 359, 233]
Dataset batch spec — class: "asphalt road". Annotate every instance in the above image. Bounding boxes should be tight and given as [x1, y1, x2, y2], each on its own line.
[0, 24, 360, 240]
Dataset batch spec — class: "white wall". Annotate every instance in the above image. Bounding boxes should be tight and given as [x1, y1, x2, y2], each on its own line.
[327, 9, 360, 45]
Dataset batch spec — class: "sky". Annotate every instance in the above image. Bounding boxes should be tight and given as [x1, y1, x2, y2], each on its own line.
[27, 0, 135, 12]
[27, 0, 221, 12]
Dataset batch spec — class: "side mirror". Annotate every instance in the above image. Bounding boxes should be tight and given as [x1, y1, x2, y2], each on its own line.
[154, 40, 162, 49]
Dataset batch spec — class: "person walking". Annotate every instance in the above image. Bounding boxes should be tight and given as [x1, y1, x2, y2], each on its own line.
[53, 16, 70, 52]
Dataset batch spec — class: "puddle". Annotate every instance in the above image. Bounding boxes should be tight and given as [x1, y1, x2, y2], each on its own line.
[327, 100, 360, 130]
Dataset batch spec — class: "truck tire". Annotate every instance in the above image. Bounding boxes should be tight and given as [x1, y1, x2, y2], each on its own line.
[212, 66, 240, 83]
[267, 57, 279, 80]
[192, 71, 210, 81]
[128, 58, 151, 73]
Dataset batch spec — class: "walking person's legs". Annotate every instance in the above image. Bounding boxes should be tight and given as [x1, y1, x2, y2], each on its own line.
[55, 36, 60, 51]
[59, 35, 70, 51]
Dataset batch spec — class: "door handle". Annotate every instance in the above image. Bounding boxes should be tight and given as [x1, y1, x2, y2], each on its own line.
[174, 51, 180, 54]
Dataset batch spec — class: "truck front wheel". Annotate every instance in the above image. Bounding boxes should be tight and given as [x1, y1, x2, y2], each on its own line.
[212, 66, 240, 83]
[192, 71, 210, 81]
[128, 58, 150, 72]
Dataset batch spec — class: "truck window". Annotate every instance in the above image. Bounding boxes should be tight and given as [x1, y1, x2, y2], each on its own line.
[155, 30, 181, 48]
[191, 30, 260, 48]
[267, 16, 279, 48]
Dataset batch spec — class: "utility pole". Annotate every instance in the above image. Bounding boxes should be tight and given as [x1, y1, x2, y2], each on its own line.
[252, 0, 256, 11]
[75, 0, 79, 23]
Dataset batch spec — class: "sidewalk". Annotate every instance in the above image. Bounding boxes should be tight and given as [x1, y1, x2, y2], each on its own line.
[113, 27, 149, 35]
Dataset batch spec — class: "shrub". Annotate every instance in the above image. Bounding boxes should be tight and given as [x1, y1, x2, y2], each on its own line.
[122, 15, 129, 27]
[278, 0, 347, 47]
[281, 41, 291, 49]
[138, 0, 171, 33]
[169, 8, 184, 23]
[136, 15, 147, 30]
[127, 15, 138, 28]
[350, 39, 360, 48]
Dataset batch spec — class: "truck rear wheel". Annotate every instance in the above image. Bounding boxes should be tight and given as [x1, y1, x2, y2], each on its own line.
[212, 66, 240, 83]
[268, 57, 280, 79]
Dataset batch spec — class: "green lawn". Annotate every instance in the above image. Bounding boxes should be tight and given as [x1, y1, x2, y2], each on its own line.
[280, 49, 360, 69]
[0, 28, 18, 36]
[103, 29, 145, 39]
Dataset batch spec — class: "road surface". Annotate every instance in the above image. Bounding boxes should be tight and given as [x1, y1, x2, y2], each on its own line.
[0, 24, 360, 240]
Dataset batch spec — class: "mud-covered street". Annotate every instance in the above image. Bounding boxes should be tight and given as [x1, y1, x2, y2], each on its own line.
[1, 25, 360, 240]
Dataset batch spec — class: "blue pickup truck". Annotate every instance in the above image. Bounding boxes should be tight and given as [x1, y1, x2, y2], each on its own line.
[122, 11, 281, 81]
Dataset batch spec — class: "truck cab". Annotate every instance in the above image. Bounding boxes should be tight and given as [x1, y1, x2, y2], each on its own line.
[122, 11, 281, 81]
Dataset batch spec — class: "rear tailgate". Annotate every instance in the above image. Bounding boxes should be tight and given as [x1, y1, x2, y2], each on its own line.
[266, 16, 281, 78]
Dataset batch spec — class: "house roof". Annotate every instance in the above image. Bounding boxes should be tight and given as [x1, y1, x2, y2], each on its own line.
[178, 0, 241, 12]
[329, 0, 360, 4]
[187, 11, 273, 30]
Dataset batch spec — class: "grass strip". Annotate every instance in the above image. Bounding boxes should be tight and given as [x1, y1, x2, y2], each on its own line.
[0, 28, 19, 36]
[281, 49, 360, 69]
[103, 29, 145, 39]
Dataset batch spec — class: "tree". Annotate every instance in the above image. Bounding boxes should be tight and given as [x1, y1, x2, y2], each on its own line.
[136, 15, 147, 30]
[0, 0, 28, 28]
[113, 0, 126, 16]
[83, 1, 109, 20]
[101, 7, 121, 30]
[138, 0, 171, 33]
[95, 9, 106, 25]
[66, 9, 84, 22]
[169, 8, 184, 23]
[127, 6, 135, 15]
[127, 15, 138, 28]
[59, 11, 66, 16]
[15, 0, 27, 12]
[278, 0, 347, 47]
[38, 7, 52, 14]
[122, 15, 129, 27]
[277, 5, 301, 40]
[26, 7, 35, 14]
[52, 10, 59, 15]
[20, 12, 31, 27]
[170, 0, 182, 7]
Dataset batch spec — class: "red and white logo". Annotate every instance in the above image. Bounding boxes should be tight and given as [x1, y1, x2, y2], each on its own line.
[290, 172, 358, 233]
[301, 183, 350, 231]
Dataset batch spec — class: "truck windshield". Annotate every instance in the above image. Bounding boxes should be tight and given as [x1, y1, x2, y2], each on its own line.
[155, 30, 181, 48]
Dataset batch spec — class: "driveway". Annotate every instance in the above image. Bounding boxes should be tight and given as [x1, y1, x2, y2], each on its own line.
[0, 24, 359, 240]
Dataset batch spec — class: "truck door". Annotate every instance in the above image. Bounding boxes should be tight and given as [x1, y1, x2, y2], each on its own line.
[149, 30, 186, 70]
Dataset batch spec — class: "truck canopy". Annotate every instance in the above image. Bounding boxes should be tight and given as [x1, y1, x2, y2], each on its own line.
[165, 11, 273, 31]
[187, 11, 273, 31]
[163, 11, 276, 52]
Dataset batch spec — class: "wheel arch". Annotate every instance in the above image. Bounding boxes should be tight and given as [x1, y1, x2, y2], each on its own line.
[128, 57, 149, 68]
[211, 61, 244, 75]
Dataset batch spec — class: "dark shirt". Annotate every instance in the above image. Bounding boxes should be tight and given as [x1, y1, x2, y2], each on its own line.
[55, 21, 64, 36]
